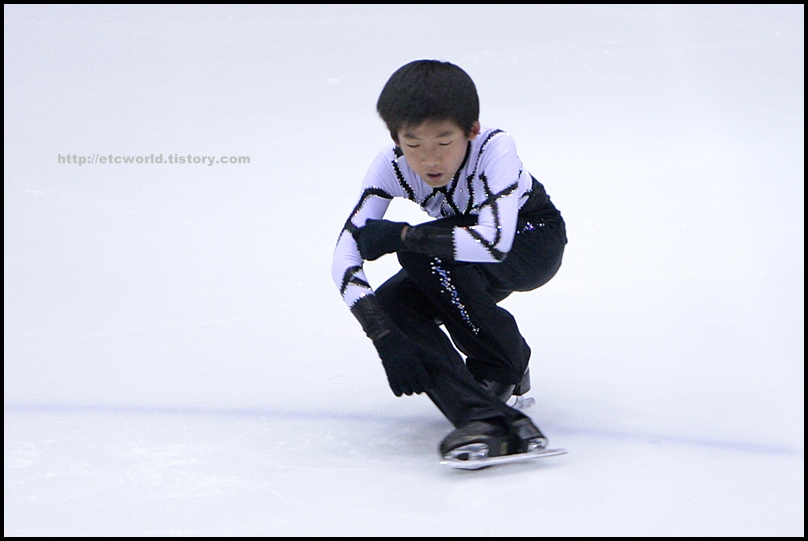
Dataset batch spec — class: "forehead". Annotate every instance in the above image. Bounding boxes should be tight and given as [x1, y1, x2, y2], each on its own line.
[399, 119, 463, 139]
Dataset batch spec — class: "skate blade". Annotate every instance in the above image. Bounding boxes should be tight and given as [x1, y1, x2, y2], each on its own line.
[441, 444, 567, 470]
[509, 395, 536, 409]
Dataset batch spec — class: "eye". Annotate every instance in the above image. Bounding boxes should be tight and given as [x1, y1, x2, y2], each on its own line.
[406, 144, 420, 148]
[439, 141, 452, 146]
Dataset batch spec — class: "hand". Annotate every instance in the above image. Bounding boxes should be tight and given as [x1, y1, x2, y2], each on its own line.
[352, 219, 409, 261]
[372, 328, 437, 396]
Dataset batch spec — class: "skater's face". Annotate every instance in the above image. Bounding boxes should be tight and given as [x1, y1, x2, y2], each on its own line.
[397, 119, 480, 188]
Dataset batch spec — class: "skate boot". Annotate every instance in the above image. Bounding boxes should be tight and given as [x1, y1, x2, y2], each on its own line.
[477, 368, 532, 403]
[439, 416, 548, 469]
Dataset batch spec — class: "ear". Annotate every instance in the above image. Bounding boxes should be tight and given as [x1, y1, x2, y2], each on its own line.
[467, 121, 481, 141]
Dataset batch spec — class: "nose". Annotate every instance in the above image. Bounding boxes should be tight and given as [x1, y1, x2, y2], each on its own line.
[421, 151, 440, 168]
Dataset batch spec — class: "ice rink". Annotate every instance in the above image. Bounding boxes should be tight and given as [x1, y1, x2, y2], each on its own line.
[4, 5, 804, 536]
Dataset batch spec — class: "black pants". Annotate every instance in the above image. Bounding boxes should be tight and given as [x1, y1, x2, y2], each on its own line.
[375, 213, 566, 428]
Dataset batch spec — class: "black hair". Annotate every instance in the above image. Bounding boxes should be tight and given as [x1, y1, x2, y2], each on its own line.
[376, 60, 479, 143]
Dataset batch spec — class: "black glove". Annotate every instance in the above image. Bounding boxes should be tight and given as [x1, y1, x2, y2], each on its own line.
[372, 328, 437, 396]
[353, 219, 409, 261]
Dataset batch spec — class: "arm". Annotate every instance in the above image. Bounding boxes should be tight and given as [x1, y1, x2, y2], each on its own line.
[331, 152, 437, 396]
[331, 150, 397, 309]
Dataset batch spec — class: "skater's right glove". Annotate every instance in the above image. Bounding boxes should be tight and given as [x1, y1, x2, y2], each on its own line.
[352, 219, 409, 261]
[372, 328, 437, 397]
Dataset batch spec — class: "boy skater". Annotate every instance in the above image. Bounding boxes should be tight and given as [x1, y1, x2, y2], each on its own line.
[331, 60, 567, 464]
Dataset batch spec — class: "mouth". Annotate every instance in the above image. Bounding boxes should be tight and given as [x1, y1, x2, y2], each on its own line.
[425, 172, 444, 183]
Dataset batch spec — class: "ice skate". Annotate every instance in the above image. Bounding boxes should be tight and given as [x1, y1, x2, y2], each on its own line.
[439, 416, 564, 470]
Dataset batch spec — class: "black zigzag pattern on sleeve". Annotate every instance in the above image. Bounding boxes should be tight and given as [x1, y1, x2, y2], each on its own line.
[341, 187, 394, 235]
[340, 265, 371, 297]
[460, 129, 505, 216]
[464, 174, 520, 261]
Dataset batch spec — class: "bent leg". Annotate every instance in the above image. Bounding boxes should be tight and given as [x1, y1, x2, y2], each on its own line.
[397, 251, 530, 385]
[479, 216, 567, 294]
[375, 269, 526, 427]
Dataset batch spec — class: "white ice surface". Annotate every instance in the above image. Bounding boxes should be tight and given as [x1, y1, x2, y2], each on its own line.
[4, 4, 804, 536]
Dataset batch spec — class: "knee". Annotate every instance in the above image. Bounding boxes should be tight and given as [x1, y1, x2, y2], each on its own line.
[374, 277, 398, 312]
[396, 249, 432, 273]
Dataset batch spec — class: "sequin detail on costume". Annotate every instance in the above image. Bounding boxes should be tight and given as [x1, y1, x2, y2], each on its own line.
[515, 219, 546, 235]
[430, 257, 480, 334]
[517, 222, 535, 235]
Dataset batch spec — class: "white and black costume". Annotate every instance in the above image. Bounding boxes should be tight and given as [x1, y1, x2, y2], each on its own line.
[332, 126, 566, 427]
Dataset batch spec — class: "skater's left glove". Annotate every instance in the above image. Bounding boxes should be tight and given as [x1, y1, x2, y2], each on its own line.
[353, 219, 409, 261]
[372, 328, 436, 397]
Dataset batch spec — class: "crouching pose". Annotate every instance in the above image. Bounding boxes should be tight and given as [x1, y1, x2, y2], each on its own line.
[331, 60, 567, 463]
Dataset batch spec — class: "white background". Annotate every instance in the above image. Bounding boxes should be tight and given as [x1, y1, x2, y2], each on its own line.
[4, 4, 804, 536]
